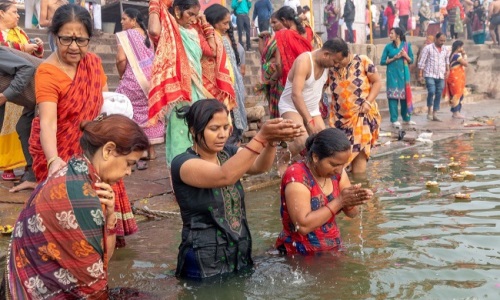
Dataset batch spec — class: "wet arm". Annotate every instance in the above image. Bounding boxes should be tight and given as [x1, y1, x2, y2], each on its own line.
[246, 144, 277, 174]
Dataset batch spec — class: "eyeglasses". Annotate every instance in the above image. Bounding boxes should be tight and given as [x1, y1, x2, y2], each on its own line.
[57, 35, 91, 47]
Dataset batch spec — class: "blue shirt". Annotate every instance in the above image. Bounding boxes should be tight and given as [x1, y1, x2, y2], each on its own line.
[232, 0, 252, 15]
[252, 0, 273, 21]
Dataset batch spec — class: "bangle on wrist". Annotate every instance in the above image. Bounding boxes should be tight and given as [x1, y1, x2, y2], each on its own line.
[244, 145, 261, 155]
[47, 156, 60, 168]
[325, 204, 335, 216]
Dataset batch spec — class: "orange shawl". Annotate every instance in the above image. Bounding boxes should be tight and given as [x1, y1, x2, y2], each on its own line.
[199, 30, 236, 111]
[275, 29, 313, 86]
[148, 0, 192, 124]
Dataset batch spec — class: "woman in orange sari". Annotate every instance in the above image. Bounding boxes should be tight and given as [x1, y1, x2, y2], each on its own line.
[148, 0, 220, 166]
[0, 0, 43, 182]
[29, 4, 138, 248]
[274, 6, 313, 116]
[444, 40, 468, 119]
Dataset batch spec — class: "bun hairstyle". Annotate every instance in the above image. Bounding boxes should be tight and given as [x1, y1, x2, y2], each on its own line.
[79, 114, 149, 158]
[123, 8, 151, 48]
[49, 4, 93, 38]
[305, 128, 351, 161]
[175, 99, 228, 147]
[275, 6, 305, 35]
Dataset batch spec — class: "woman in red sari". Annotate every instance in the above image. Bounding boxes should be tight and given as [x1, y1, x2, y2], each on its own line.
[384, 1, 396, 33]
[276, 128, 373, 255]
[3, 115, 149, 299]
[29, 4, 136, 248]
[274, 6, 313, 114]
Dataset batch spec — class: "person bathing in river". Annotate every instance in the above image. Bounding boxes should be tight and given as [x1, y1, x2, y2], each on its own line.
[171, 99, 303, 279]
[275, 128, 374, 255]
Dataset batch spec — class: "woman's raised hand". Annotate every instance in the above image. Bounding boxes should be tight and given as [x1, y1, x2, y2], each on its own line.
[95, 182, 115, 216]
[339, 183, 373, 208]
[257, 118, 305, 144]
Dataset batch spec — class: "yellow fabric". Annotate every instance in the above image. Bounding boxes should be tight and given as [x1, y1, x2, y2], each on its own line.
[7, 27, 29, 46]
[0, 103, 26, 170]
[0, 29, 28, 170]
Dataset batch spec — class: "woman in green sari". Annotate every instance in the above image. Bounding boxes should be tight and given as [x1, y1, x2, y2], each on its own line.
[380, 27, 414, 129]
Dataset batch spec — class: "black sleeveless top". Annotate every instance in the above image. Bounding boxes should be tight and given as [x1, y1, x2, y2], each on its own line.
[171, 146, 253, 278]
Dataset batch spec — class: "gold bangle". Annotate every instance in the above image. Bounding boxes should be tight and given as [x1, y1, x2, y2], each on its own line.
[47, 156, 59, 168]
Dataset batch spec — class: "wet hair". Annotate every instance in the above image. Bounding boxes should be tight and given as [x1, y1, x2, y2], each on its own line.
[168, 0, 200, 17]
[49, 4, 93, 38]
[450, 40, 464, 60]
[80, 114, 149, 158]
[391, 27, 406, 46]
[275, 6, 305, 35]
[387, 1, 395, 15]
[305, 128, 351, 161]
[435, 32, 444, 39]
[204, 4, 240, 65]
[322, 38, 348, 57]
[175, 99, 229, 148]
[124, 8, 151, 48]
[0, 0, 15, 12]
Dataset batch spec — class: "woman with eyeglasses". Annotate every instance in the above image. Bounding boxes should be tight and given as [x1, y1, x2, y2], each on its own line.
[0, 0, 44, 183]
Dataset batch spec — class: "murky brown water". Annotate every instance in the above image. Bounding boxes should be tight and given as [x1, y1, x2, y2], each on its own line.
[2, 132, 500, 298]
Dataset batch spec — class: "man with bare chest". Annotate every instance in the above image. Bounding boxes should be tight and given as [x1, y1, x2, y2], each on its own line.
[490, 0, 500, 45]
[40, 0, 68, 50]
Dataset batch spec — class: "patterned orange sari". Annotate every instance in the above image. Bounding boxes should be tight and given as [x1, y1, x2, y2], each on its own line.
[148, 0, 193, 124]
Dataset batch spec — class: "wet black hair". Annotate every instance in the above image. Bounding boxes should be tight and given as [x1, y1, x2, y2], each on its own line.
[275, 6, 305, 35]
[124, 8, 151, 48]
[322, 38, 348, 57]
[168, 0, 200, 17]
[204, 4, 240, 65]
[175, 99, 229, 148]
[305, 128, 351, 161]
[391, 27, 406, 46]
[49, 4, 93, 38]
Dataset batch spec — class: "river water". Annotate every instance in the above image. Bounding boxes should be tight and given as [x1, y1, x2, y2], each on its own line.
[2, 132, 500, 299]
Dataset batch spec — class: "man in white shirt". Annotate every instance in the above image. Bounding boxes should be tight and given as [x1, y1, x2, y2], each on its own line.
[284, 0, 301, 13]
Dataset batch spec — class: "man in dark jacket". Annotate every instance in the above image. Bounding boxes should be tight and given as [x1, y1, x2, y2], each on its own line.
[0, 47, 41, 192]
[253, 0, 273, 32]
[343, 0, 356, 43]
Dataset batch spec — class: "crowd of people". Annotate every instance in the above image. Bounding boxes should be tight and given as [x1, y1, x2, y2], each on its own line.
[0, 0, 483, 297]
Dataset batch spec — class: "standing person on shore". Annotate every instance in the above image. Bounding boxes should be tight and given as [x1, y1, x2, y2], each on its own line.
[418, 32, 450, 122]
[342, 0, 356, 43]
[275, 128, 374, 255]
[0, 47, 42, 193]
[385, 1, 397, 33]
[446, 0, 465, 39]
[204, 3, 248, 145]
[39, 0, 69, 50]
[443, 40, 468, 119]
[468, 0, 487, 44]
[256, 12, 285, 119]
[253, 0, 272, 33]
[0, 0, 44, 183]
[278, 39, 348, 174]
[489, 0, 500, 46]
[325, 0, 340, 39]
[231, 0, 252, 51]
[419, 0, 433, 37]
[329, 50, 382, 174]
[171, 99, 303, 279]
[379, 4, 388, 38]
[395, 0, 411, 33]
[148, 0, 217, 166]
[115, 8, 163, 171]
[380, 27, 415, 129]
